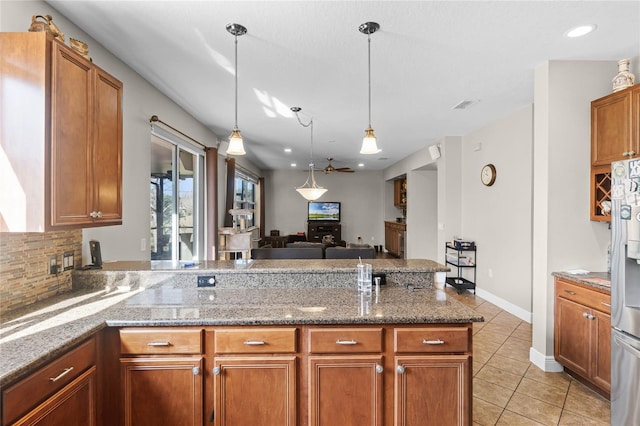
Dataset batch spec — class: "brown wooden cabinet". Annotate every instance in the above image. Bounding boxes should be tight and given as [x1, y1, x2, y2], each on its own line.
[308, 222, 341, 243]
[119, 328, 204, 426]
[385, 221, 406, 258]
[394, 178, 407, 208]
[554, 278, 611, 394]
[2, 337, 97, 426]
[0, 32, 122, 232]
[212, 328, 297, 426]
[590, 84, 640, 221]
[307, 328, 384, 426]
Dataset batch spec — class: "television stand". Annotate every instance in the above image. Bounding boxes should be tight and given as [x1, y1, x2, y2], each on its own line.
[308, 222, 341, 243]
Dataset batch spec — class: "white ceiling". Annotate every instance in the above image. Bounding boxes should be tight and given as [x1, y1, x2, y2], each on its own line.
[47, 1, 640, 172]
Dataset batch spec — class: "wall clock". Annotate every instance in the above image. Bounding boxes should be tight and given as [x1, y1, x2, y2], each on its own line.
[481, 164, 497, 186]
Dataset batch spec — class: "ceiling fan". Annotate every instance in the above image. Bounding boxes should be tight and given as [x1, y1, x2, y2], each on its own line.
[323, 158, 354, 174]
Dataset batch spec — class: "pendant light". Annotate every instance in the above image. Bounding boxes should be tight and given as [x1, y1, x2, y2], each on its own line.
[359, 21, 381, 154]
[226, 23, 247, 156]
[292, 107, 327, 201]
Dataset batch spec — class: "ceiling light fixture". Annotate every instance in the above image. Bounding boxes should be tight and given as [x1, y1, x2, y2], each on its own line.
[291, 106, 327, 201]
[359, 21, 381, 155]
[226, 23, 247, 155]
[566, 24, 597, 38]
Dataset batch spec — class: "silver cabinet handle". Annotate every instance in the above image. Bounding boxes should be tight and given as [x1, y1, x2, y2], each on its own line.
[564, 290, 576, 295]
[243, 340, 265, 345]
[336, 340, 357, 345]
[588, 314, 596, 320]
[375, 364, 383, 374]
[213, 367, 221, 376]
[423, 339, 445, 345]
[583, 312, 590, 319]
[629, 151, 636, 156]
[601, 302, 611, 307]
[192, 367, 200, 376]
[49, 367, 74, 382]
[396, 365, 405, 374]
[147, 341, 171, 347]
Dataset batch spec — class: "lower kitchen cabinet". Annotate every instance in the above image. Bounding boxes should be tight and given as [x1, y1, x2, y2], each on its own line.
[395, 355, 470, 426]
[119, 328, 204, 426]
[2, 337, 97, 426]
[212, 356, 297, 426]
[554, 278, 611, 394]
[211, 327, 298, 426]
[120, 357, 203, 426]
[308, 355, 384, 426]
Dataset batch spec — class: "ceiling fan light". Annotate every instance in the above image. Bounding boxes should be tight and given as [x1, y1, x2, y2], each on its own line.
[227, 129, 246, 155]
[360, 127, 381, 154]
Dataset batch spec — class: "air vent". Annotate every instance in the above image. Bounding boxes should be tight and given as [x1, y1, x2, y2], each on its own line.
[452, 100, 475, 110]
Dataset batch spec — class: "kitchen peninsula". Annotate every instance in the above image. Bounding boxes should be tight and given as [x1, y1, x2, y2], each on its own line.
[1, 259, 483, 426]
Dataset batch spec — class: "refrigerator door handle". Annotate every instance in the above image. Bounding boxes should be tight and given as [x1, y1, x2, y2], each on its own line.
[614, 334, 640, 359]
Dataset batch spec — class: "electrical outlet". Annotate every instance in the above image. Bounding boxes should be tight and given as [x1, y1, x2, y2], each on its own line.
[197, 276, 216, 287]
[63, 251, 74, 271]
[49, 255, 59, 274]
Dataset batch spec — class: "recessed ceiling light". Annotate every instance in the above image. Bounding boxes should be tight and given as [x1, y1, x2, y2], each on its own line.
[290, 163, 297, 167]
[284, 148, 292, 153]
[566, 24, 597, 38]
[358, 163, 365, 167]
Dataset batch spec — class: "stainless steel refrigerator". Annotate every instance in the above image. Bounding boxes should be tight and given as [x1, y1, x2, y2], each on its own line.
[611, 158, 640, 425]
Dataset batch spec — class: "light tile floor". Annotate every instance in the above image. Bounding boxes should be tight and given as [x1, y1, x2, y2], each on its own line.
[442, 286, 611, 426]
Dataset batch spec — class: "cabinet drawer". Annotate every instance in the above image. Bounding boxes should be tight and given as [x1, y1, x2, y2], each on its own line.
[308, 328, 383, 353]
[2, 337, 96, 425]
[556, 279, 611, 314]
[394, 327, 470, 353]
[214, 328, 297, 354]
[120, 328, 203, 354]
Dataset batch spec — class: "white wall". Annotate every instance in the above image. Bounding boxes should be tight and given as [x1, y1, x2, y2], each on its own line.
[264, 170, 385, 245]
[406, 169, 438, 260]
[461, 105, 534, 315]
[2, 1, 262, 263]
[531, 60, 616, 370]
[437, 137, 463, 264]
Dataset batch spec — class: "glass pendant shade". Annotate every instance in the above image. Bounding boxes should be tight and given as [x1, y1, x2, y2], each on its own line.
[296, 164, 326, 201]
[227, 129, 245, 155]
[360, 127, 381, 154]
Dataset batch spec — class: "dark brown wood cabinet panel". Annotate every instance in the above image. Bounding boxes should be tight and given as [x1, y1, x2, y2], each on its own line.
[554, 278, 611, 394]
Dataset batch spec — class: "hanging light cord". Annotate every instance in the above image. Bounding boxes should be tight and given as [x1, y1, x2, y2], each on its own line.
[233, 33, 239, 130]
[367, 31, 372, 128]
[293, 110, 319, 186]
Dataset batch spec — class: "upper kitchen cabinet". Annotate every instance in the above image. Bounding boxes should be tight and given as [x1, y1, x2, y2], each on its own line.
[590, 84, 639, 221]
[591, 84, 639, 166]
[0, 32, 123, 232]
[393, 178, 407, 208]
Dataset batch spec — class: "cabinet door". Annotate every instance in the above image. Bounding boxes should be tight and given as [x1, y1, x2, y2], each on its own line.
[121, 356, 203, 426]
[213, 356, 296, 426]
[591, 89, 633, 166]
[554, 297, 590, 377]
[13, 366, 96, 426]
[633, 85, 640, 158]
[92, 68, 123, 224]
[308, 355, 384, 426]
[591, 309, 611, 393]
[50, 42, 94, 227]
[395, 355, 470, 426]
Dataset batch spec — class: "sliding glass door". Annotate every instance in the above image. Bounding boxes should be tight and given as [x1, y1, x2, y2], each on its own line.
[150, 134, 204, 262]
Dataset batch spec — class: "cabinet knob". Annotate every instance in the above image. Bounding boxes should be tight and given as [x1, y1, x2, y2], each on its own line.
[623, 151, 629, 157]
[629, 151, 636, 156]
[375, 364, 384, 374]
[89, 211, 103, 219]
[396, 365, 405, 374]
[192, 367, 200, 376]
[213, 367, 221, 376]
[582, 312, 589, 319]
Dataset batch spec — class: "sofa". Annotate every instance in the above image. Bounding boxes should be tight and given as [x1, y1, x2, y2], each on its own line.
[250, 242, 375, 260]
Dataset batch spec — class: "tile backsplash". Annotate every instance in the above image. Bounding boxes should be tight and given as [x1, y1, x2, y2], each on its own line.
[0, 230, 82, 313]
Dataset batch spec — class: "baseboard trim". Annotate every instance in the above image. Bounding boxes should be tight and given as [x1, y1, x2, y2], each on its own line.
[529, 347, 563, 372]
[475, 287, 532, 323]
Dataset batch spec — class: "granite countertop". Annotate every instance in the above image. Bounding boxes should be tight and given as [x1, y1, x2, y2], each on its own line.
[0, 259, 477, 387]
[552, 271, 611, 293]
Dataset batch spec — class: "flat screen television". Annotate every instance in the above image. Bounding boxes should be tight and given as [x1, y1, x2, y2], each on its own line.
[308, 201, 341, 222]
